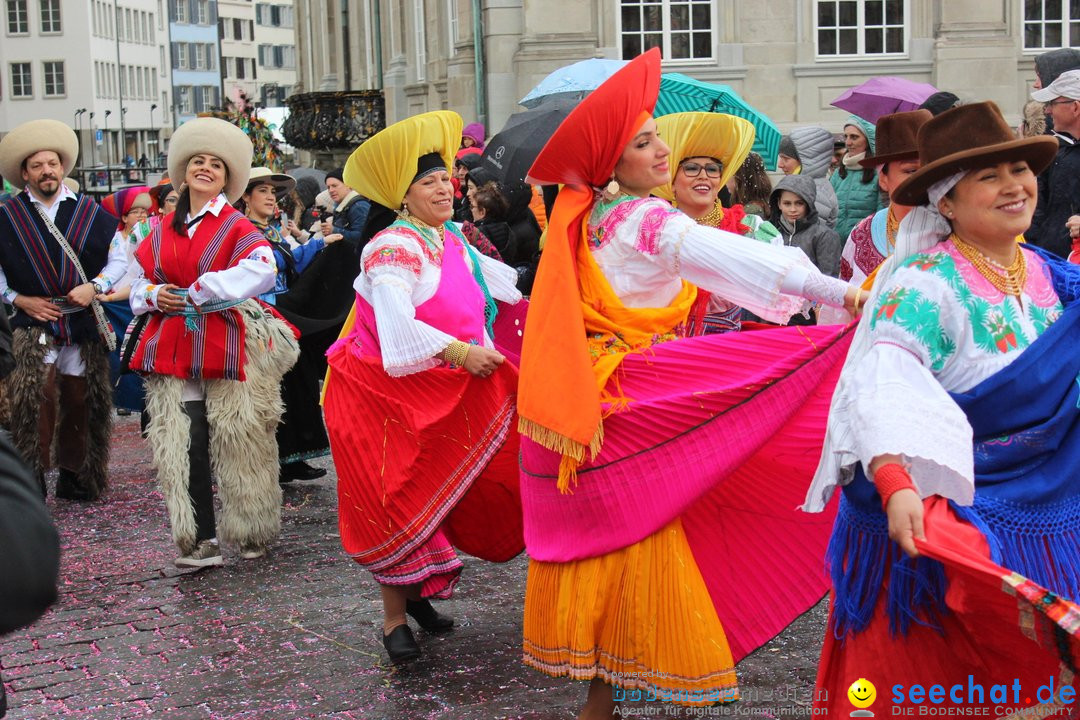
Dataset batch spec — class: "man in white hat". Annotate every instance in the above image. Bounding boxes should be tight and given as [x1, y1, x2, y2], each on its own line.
[0, 119, 129, 501]
[1028, 68, 1080, 258]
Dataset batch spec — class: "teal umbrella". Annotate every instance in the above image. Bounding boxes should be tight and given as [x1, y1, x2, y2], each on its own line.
[655, 73, 781, 171]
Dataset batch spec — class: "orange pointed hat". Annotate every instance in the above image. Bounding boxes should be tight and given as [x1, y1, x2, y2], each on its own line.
[518, 49, 662, 477]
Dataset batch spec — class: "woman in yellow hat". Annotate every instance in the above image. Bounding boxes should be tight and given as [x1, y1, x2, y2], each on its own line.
[323, 110, 526, 664]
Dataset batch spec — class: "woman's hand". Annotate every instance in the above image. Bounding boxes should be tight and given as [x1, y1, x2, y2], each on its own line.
[462, 345, 504, 378]
[319, 220, 334, 237]
[884, 488, 925, 558]
[155, 284, 187, 314]
[843, 285, 862, 317]
[286, 219, 303, 238]
[1067, 214, 1080, 239]
[324, 233, 344, 245]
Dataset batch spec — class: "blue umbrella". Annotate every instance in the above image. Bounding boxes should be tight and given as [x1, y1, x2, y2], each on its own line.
[519, 58, 627, 108]
[654, 73, 782, 171]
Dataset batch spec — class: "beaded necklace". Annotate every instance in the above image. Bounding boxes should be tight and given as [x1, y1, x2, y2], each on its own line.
[885, 206, 899, 251]
[950, 234, 1027, 297]
[400, 212, 444, 260]
[694, 201, 725, 228]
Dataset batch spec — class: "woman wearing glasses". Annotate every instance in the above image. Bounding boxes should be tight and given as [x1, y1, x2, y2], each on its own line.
[652, 112, 782, 334]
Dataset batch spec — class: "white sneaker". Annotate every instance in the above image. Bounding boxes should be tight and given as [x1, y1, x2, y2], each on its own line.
[175, 539, 223, 568]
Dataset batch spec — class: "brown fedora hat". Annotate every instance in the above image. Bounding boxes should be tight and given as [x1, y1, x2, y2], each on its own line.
[891, 101, 1058, 206]
[859, 109, 932, 168]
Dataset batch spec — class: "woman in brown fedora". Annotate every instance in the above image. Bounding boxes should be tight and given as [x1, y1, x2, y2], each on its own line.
[804, 102, 1080, 716]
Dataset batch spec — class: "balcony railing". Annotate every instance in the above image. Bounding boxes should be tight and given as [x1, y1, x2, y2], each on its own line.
[282, 90, 386, 151]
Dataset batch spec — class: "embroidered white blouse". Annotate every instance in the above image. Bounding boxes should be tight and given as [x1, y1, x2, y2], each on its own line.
[356, 222, 523, 376]
[588, 196, 848, 320]
[805, 240, 1063, 512]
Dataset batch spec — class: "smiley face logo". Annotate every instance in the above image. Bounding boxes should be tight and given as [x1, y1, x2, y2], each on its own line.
[847, 678, 877, 709]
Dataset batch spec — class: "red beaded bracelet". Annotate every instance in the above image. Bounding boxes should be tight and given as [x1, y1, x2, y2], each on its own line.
[873, 463, 917, 510]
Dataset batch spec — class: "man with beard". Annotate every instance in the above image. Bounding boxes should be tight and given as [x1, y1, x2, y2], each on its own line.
[0, 120, 126, 501]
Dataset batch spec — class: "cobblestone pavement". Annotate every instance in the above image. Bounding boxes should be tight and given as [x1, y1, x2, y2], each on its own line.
[1, 415, 829, 720]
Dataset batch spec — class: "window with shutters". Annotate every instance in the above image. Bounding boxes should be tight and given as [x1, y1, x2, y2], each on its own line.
[40, 0, 61, 33]
[201, 86, 214, 110]
[10, 62, 31, 98]
[195, 43, 207, 70]
[176, 42, 188, 69]
[197, 0, 209, 25]
[179, 86, 192, 114]
[175, 0, 187, 23]
[7, 0, 28, 34]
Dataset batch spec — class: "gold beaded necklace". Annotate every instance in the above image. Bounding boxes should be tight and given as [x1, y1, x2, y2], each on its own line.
[950, 234, 1027, 297]
[400, 211, 444, 257]
[694, 201, 726, 228]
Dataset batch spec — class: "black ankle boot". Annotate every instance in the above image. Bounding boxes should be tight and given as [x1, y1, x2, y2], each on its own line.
[382, 624, 421, 663]
[55, 468, 93, 501]
[406, 599, 455, 632]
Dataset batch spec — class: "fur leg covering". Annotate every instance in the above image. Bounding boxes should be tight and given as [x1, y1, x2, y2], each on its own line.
[207, 301, 299, 549]
[77, 340, 112, 496]
[8, 327, 53, 476]
[144, 374, 198, 553]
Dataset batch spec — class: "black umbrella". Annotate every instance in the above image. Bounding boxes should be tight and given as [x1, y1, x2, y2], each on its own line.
[480, 98, 578, 184]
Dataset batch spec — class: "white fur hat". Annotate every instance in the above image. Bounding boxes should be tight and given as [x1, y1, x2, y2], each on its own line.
[168, 117, 253, 203]
[0, 119, 78, 190]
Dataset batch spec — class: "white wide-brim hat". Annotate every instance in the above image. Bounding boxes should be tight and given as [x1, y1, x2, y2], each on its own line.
[0, 119, 78, 190]
[245, 166, 296, 198]
[168, 117, 253, 203]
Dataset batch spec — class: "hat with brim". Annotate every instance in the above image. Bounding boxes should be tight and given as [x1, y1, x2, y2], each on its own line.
[652, 112, 755, 203]
[859, 109, 932, 168]
[891, 101, 1059, 206]
[245, 166, 296, 198]
[168, 117, 254, 203]
[0, 119, 78, 190]
[343, 110, 462, 211]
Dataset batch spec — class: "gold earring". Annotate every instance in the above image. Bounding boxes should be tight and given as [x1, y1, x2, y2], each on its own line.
[601, 176, 621, 202]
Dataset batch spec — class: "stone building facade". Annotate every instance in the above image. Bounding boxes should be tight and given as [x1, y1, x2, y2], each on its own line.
[292, 0, 1073, 160]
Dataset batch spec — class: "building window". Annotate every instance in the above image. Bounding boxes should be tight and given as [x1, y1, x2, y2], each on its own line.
[40, 0, 60, 32]
[42, 60, 64, 96]
[7, 0, 28, 34]
[174, 0, 186, 23]
[1024, 0, 1080, 50]
[10, 62, 31, 97]
[177, 42, 188, 69]
[619, 0, 714, 61]
[414, 0, 426, 81]
[196, 0, 209, 24]
[178, 86, 192, 114]
[233, 17, 242, 39]
[201, 86, 214, 110]
[446, 0, 458, 51]
[195, 43, 207, 70]
[816, 0, 906, 57]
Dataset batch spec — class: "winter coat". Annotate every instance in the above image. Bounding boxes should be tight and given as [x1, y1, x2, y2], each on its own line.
[788, 126, 839, 229]
[831, 116, 883, 241]
[1027, 133, 1080, 258]
[831, 169, 882, 242]
[331, 192, 372, 252]
[770, 175, 842, 278]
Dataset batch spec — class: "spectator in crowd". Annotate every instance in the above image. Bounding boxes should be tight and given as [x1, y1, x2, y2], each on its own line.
[831, 115, 884, 242]
[322, 169, 371, 253]
[1027, 69, 1080, 258]
[777, 126, 839, 228]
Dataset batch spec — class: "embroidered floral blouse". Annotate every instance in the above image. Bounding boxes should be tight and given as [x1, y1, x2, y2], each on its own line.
[355, 223, 522, 375]
[822, 239, 1062, 507]
[586, 195, 848, 321]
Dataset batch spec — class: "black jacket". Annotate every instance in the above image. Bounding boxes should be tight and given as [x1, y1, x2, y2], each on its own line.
[1027, 133, 1080, 259]
[0, 430, 60, 717]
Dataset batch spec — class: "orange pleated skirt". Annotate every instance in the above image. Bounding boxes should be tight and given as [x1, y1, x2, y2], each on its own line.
[523, 517, 738, 705]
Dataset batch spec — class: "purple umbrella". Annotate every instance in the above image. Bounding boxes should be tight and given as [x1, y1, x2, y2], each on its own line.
[831, 76, 938, 123]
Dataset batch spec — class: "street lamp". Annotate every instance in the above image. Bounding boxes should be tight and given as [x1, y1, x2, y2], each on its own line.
[121, 107, 128, 166]
[89, 112, 96, 170]
[73, 109, 87, 169]
[103, 109, 112, 167]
